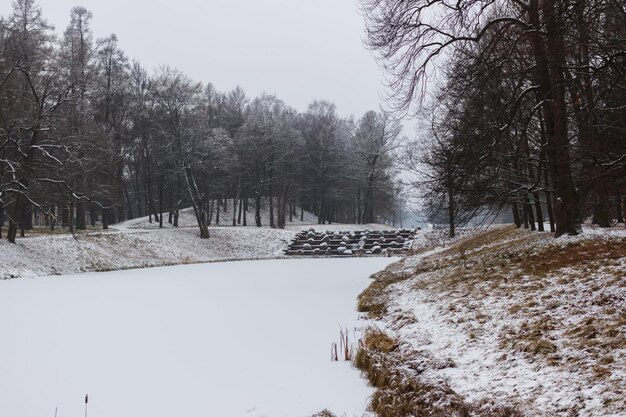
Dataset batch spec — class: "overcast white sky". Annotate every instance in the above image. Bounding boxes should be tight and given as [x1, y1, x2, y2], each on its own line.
[11, 0, 405, 125]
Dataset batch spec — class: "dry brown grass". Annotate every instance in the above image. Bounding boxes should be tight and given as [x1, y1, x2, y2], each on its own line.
[361, 226, 626, 415]
[354, 328, 472, 417]
[413, 231, 626, 370]
[447, 225, 520, 254]
[500, 316, 559, 358]
[520, 238, 626, 276]
[357, 280, 388, 318]
[354, 328, 523, 417]
[358, 267, 414, 319]
[354, 329, 399, 389]
[360, 328, 399, 354]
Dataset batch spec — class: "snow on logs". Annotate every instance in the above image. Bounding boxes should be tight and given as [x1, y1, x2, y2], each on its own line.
[284, 228, 416, 257]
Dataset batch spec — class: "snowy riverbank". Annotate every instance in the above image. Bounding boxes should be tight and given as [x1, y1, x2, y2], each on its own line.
[357, 224, 626, 417]
[0, 207, 391, 280]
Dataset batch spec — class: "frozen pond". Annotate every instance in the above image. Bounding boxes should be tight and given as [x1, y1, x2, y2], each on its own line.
[0, 257, 397, 417]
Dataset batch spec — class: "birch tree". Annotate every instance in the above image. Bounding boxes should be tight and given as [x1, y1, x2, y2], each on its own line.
[150, 66, 209, 238]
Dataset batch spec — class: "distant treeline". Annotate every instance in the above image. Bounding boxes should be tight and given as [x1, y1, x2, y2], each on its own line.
[0, 0, 406, 242]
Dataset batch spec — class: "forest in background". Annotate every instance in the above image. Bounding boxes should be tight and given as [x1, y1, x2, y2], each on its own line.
[5, 0, 623, 245]
[0, 0, 407, 243]
[363, 0, 626, 237]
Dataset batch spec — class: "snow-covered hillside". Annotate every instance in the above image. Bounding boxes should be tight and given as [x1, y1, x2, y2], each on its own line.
[118, 204, 320, 230]
[357, 224, 626, 417]
[0, 204, 393, 279]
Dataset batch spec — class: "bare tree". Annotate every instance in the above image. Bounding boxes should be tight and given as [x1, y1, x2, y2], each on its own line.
[351, 111, 401, 223]
[150, 66, 209, 238]
[361, 0, 584, 236]
[0, 0, 82, 243]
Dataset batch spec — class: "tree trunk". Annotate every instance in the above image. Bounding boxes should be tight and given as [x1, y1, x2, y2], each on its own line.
[102, 207, 109, 230]
[233, 187, 238, 226]
[269, 187, 275, 228]
[617, 194, 624, 223]
[145, 177, 152, 224]
[447, 187, 455, 238]
[255, 191, 262, 227]
[238, 192, 243, 225]
[215, 197, 220, 225]
[24, 203, 33, 232]
[594, 186, 610, 227]
[539, 116, 556, 233]
[135, 171, 143, 218]
[318, 194, 324, 225]
[524, 195, 536, 231]
[124, 184, 135, 220]
[208, 200, 215, 225]
[147, 168, 159, 224]
[50, 205, 56, 231]
[363, 172, 376, 224]
[528, 0, 581, 236]
[533, 191, 545, 232]
[182, 165, 209, 238]
[116, 152, 125, 223]
[7, 185, 28, 243]
[243, 188, 248, 226]
[159, 177, 164, 229]
[524, 138, 545, 232]
[68, 201, 75, 234]
[201, 210, 209, 238]
[277, 186, 288, 229]
[76, 201, 86, 230]
[89, 203, 96, 227]
[356, 190, 362, 225]
[512, 201, 522, 228]
[8, 219, 16, 242]
[545, 190, 556, 232]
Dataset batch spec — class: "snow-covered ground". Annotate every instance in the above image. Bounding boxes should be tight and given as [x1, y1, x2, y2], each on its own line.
[0, 257, 398, 417]
[365, 224, 626, 416]
[116, 205, 320, 230]
[0, 226, 296, 279]
[117, 205, 390, 233]
[0, 204, 393, 279]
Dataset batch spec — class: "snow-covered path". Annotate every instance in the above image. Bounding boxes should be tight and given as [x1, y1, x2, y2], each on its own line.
[0, 257, 396, 417]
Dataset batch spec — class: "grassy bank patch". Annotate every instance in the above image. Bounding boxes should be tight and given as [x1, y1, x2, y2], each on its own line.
[357, 226, 626, 416]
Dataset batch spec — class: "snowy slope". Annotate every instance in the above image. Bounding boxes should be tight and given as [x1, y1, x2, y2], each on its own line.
[0, 226, 295, 279]
[365, 224, 626, 416]
[1, 202, 393, 280]
[117, 202, 320, 230]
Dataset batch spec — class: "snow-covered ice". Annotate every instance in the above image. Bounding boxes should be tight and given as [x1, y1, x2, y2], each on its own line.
[0, 257, 397, 417]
